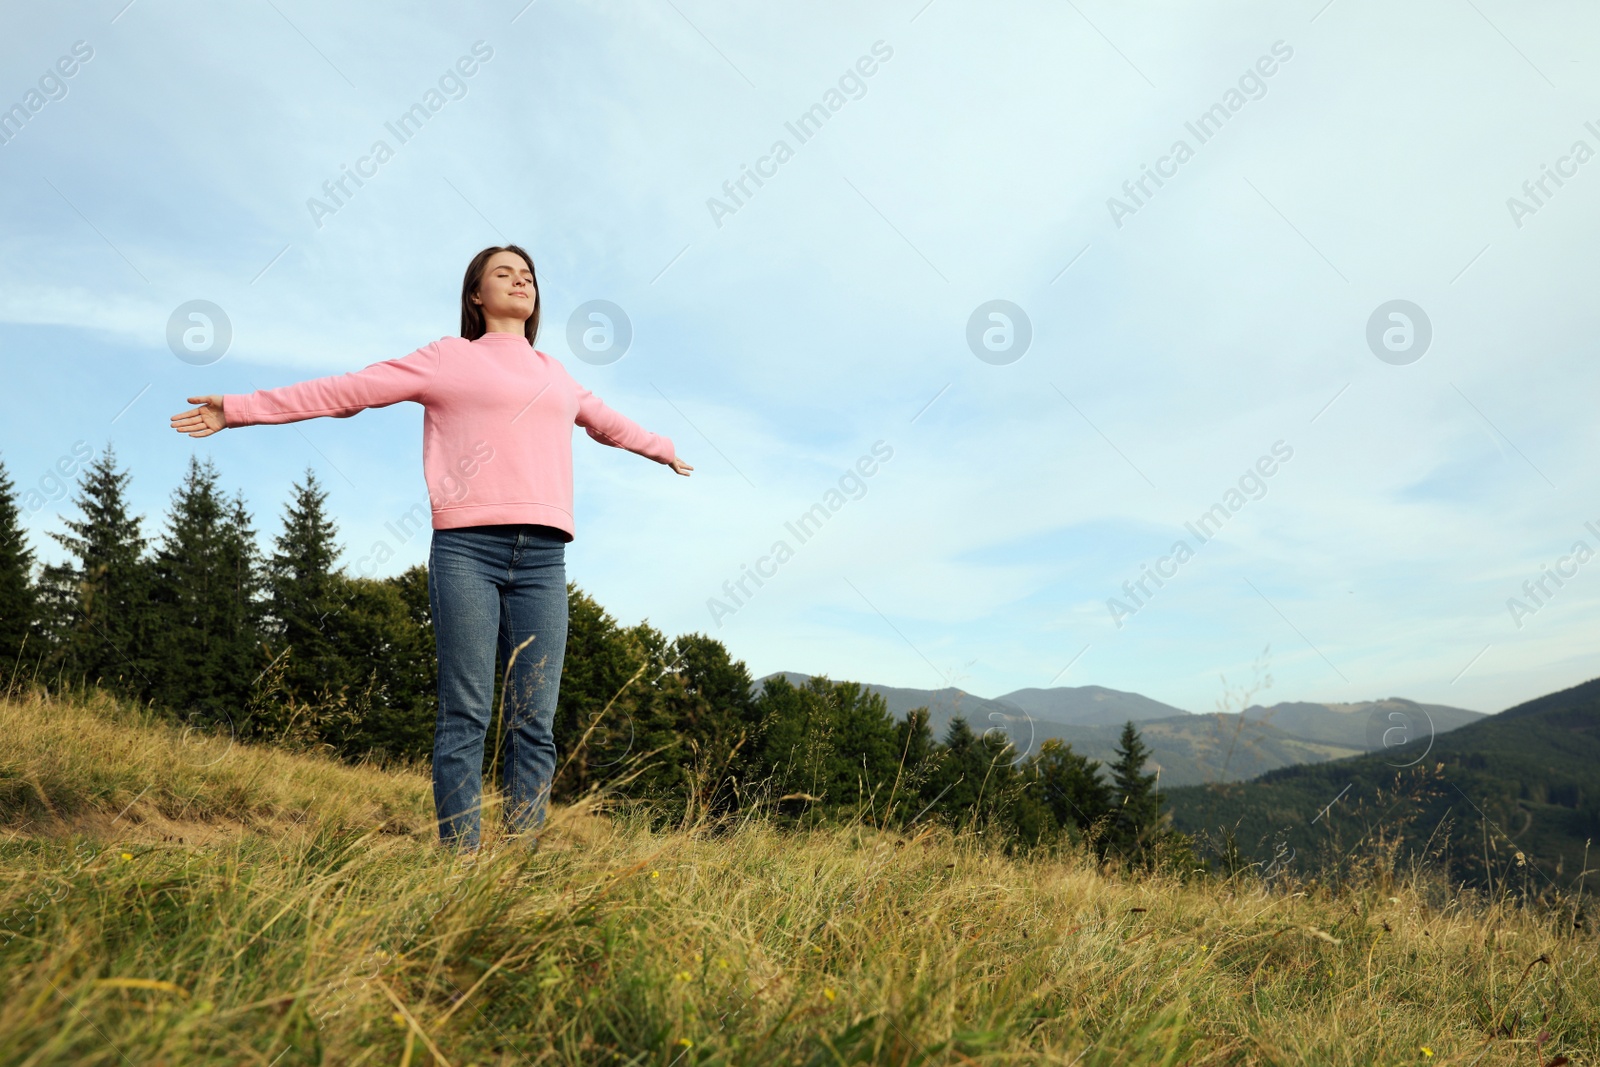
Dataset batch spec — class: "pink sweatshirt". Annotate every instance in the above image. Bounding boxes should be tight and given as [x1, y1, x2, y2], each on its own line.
[222, 332, 676, 540]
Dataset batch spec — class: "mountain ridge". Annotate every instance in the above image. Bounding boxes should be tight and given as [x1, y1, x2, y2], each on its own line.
[751, 671, 1487, 787]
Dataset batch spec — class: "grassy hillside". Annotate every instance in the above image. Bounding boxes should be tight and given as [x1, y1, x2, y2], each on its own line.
[2, 683, 1598, 1065]
[1167, 677, 1600, 901]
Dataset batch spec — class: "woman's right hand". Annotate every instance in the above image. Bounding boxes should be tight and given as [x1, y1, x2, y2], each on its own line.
[170, 395, 227, 438]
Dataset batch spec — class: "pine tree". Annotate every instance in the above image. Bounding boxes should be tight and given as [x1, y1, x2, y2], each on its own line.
[264, 468, 349, 709]
[149, 457, 265, 719]
[746, 675, 853, 822]
[973, 721, 1026, 837]
[41, 443, 157, 700]
[219, 489, 269, 703]
[609, 619, 690, 810]
[1026, 738, 1114, 841]
[890, 706, 939, 823]
[818, 680, 901, 818]
[748, 676, 901, 821]
[927, 715, 1021, 834]
[744, 674, 809, 804]
[333, 562, 434, 764]
[654, 631, 755, 819]
[1107, 720, 1165, 864]
[0, 457, 39, 686]
[574, 620, 762, 828]
[321, 571, 435, 763]
[553, 584, 652, 802]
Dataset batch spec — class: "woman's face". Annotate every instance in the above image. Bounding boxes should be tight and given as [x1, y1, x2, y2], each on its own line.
[473, 251, 536, 325]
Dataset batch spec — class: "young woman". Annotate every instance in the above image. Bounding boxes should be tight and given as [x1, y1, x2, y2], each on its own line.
[169, 245, 691, 851]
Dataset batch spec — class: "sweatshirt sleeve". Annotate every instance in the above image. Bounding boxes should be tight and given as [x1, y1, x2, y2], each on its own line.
[222, 339, 444, 427]
[572, 377, 676, 465]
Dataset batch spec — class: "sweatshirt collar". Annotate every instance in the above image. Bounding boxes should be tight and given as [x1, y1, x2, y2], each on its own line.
[473, 332, 546, 360]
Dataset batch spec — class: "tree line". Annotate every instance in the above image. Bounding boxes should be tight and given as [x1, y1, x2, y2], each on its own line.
[0, 446, 1193, 867]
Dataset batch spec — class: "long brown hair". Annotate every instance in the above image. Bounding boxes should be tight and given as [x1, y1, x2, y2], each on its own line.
[459, 245, 541, 344]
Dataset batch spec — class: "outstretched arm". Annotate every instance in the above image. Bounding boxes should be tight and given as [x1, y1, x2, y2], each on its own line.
[169, 340, 443, 437]
[575, 384, 691, 475]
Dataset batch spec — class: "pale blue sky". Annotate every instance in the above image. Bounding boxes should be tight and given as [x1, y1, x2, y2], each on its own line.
[3, 0, 1597, 717]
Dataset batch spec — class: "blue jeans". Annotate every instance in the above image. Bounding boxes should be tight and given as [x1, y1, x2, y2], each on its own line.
[427, 523, 569, 850]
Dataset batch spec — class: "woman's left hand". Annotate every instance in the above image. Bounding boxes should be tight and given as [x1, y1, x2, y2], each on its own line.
[668, 457, 693, 476]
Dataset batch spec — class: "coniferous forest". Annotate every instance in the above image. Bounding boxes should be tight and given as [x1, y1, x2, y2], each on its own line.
[0, 447, 1190, 867]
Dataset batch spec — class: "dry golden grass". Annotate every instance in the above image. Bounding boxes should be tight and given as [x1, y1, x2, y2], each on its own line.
[0, 683, 1595, 1065]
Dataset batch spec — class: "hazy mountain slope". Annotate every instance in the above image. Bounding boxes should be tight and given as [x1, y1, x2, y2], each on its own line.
[1166, 676, 1600, 894]
[990, 686, 1188, 726]
[1240, 699, 1486, 748]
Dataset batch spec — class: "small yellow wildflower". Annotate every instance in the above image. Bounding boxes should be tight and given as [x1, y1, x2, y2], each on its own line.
[651, 870, 660, 879]
[823, 987, 836, 1002]
[391, 1011, 406, 1028]
[120, 852, 133, 862]
[1420, 1048, 1434, 1059]
[676, 971, 692, 982]
[677, 1038, 693, 1048]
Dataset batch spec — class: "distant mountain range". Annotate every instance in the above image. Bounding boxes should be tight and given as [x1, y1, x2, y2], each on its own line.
[1165, 675, 1600, 896]
[752, 669, 1600, 895]
[753, 672, 1487, 788]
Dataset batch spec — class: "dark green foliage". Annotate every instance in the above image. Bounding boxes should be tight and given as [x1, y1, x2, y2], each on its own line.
[1106, 720, 1165, 863]
[553, 618, 783, 826]
[317, 571, 437, 763]
[0, 457, 39, 682]
[923, 716, 1003, 831]
[264, 468, 349, 704]
[381, 563, 438, 757]
[148, 457, 266, 722]
[920, 715, 1081, 851]
[1027, 737, 1114, 844]
[742, 674, 904, 826]
[248, 476, 436, 764]
[1098, 720, 1196, 872]
[550, 584, 652, 802]
[39, 444, 159, 700]
[586, 617, 697, 813]
[884, 706, 941, 825]
[822, 680, 903, 816]
[651, 631, 757, 818]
